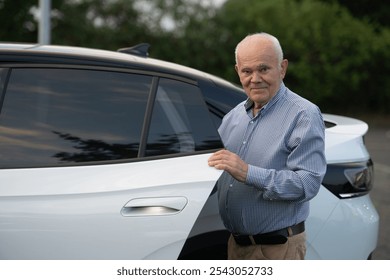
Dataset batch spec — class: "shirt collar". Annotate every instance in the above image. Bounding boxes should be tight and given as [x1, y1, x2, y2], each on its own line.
[244, 82, 286, 114]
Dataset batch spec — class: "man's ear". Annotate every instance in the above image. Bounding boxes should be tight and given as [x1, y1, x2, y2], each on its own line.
[235, 64, 239, 74]
[280, 59, 288, 79]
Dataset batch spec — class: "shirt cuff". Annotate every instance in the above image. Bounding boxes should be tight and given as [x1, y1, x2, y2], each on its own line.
[246, 164, 266, 190]
[246, 165, 277, 200]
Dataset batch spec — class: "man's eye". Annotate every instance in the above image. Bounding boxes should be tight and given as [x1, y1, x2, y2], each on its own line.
[260, 67, 269, 72]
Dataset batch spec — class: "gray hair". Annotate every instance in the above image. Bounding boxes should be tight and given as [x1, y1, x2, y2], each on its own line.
[234, 32, 284, 66]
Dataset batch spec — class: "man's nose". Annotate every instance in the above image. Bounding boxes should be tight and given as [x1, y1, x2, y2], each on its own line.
[251, 71, 262, 82]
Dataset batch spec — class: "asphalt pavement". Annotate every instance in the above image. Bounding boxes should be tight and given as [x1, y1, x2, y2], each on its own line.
[363, 118, 390, 260]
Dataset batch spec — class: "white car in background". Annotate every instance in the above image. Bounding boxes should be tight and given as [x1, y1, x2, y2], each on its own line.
[0, 43, 379, 259]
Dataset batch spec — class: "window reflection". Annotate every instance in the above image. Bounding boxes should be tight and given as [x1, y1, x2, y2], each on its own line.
[145, 78, 222, 157]
[0, 68, 151, 168]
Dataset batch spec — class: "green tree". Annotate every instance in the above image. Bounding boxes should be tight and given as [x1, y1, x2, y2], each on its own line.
[51, 0, 149, 49]
[0, 0, 153, 49]
[319, 0, 389, 27]
[0, 0, 37, 42]
[142, 0, 221, 70]
[182, 0, 389, 113]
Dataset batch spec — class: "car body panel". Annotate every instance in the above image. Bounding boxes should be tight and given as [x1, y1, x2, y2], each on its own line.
[323, 114, 370, 164]
[0, 154, 222, 259]
[307, 193, 379, 259]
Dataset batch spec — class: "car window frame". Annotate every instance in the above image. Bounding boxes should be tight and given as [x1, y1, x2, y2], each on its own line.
[0, 64, 223, 169]
[139, 76, 224, 159]
[0, 68, 10, 116]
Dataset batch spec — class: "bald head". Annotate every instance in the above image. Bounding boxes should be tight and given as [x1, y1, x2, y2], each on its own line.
[235, 33, 284, 66]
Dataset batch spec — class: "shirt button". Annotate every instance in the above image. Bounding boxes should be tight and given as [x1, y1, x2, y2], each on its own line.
[242, 141, 246, 145]
[229, 184, 233, 188]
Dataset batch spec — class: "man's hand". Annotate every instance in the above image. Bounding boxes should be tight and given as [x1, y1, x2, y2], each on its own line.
[208, 149, 248, 182]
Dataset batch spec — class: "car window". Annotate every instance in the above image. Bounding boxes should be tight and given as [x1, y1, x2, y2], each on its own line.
[145, 78, 223, 157]
[199, 80, 246, 128]
[0, 68, 151, 168]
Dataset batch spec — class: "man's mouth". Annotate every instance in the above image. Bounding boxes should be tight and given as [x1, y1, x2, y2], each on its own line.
[251, 86, 267, 90]
[250, 83, 268, 90]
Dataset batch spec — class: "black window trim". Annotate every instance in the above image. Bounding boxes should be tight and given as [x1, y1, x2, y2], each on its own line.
[0, 67, 11, 116]
[138, 76, 159, 158]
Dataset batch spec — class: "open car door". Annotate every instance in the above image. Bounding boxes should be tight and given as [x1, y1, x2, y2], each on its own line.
[0, 155, 221, 259]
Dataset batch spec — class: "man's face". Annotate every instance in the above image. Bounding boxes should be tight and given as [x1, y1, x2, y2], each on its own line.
[235, 39, 287, 109]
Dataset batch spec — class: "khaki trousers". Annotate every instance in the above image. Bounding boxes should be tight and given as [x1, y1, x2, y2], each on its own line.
[228, 232, 306, 260]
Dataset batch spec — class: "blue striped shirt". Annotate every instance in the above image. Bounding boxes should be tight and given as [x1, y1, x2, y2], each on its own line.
[217, 82, 326, 235]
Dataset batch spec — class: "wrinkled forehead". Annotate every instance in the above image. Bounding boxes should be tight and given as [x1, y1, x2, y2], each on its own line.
[236, 39, 278, 65]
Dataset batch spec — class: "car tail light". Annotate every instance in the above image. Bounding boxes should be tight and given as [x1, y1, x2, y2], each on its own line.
[322, 159, 373, 199]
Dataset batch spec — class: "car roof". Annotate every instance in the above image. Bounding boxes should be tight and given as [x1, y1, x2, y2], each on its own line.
[0, 43, 237, 89]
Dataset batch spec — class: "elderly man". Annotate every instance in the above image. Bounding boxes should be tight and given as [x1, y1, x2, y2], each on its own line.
[208, 33, 326, 260]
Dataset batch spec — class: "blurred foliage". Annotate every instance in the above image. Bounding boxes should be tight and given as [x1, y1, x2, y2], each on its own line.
[50, 0, 151, 49]
[198, 0, 390, 114]
[319, 0, 389, 28]
[0, 0, 37, 42]
[0, 0, 388, 114]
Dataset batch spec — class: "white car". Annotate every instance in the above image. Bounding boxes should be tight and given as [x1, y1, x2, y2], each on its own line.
[0, 43, 379, 259]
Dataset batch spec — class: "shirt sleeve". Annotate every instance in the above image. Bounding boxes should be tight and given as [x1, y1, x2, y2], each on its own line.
[245, 107, 327, 202]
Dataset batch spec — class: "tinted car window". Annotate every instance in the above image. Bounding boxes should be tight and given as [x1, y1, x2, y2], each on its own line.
[199, 80, 246, 128]
[145, 78, 223, 156]
[0, 68, 151, 168]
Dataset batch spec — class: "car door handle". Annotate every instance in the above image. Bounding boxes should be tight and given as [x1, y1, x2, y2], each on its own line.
[121, 197, 188, 217]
